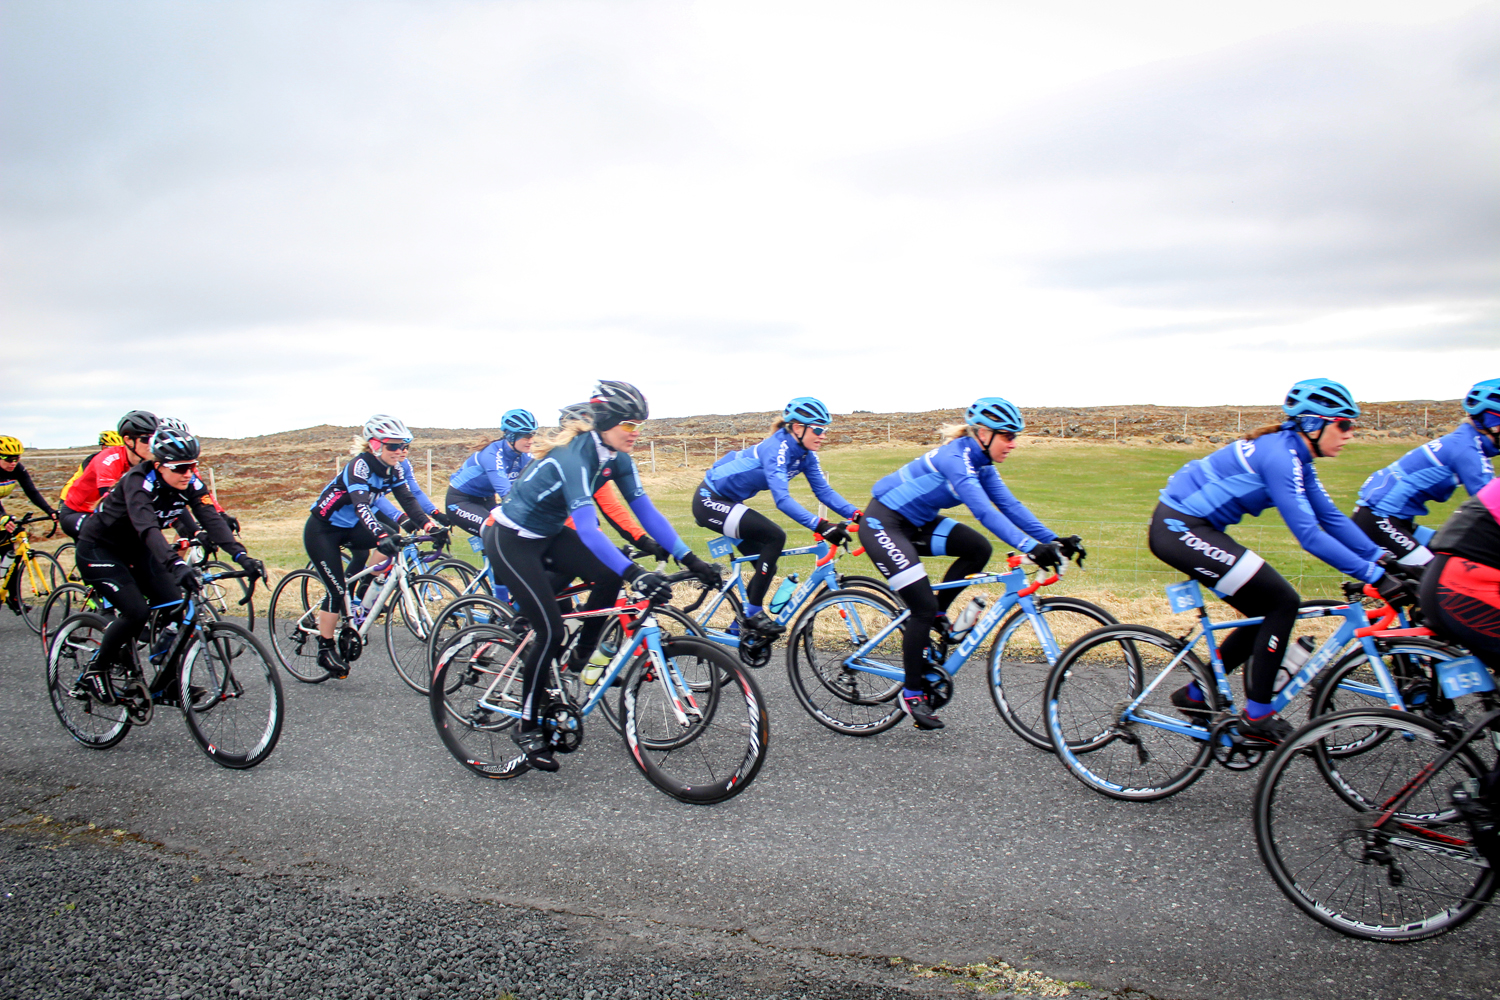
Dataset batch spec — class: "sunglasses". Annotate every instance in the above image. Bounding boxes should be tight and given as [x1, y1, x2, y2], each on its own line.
[1479, 411, 1500, 430]
[807, 425, 828, 436]
[1328, 418, 1355, 432]
[379, 439, 412, 451]
[0, 455, 17, 462]
[162, 461, 199, 474]
[615, 421, 644, 433]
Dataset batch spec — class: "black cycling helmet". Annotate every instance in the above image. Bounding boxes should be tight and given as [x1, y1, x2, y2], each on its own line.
[589, 380, 649, 431]
[150, 421, 201, 463]
[117, 410, 158, 439]
[558, 402, 594, 425]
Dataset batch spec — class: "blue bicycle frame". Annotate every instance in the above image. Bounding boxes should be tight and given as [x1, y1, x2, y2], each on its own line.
[694, 537, 840, 650]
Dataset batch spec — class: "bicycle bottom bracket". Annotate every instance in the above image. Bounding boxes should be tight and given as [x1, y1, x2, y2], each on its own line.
[544, 704, 584, 753]
[122, 679, 153, 726]
[1208, 715, 1265, 771]
[337, 624, 363, 663]
[739, 633, 775, 668]
[923, 665, 955, 709]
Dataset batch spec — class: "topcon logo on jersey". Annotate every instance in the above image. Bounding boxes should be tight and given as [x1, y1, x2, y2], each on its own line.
[1172, 523, 1235, 566]
[700, 495, 731, 515]
[868, 519, 911, 571]
[1375, 517, 1418, 552]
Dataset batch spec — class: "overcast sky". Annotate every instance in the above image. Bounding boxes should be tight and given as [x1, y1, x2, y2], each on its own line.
[4, 0, 1497, 446]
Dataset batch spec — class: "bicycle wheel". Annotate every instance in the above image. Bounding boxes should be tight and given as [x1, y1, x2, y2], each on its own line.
[989, 596, 1118, 751]
[429, 624, 530, 778]
[1254, 708, 1496, 941]
[179, 621, 284, 768]
[201, 560, 255, 632]
[1046, 624, 1216, 801]
[596, 606, 710, 736]
[422, 556, 478, 592]
[45, 612, 133, 749]
[39, 583, 93, 655]
[1307, 639, 1458, 761]
[786, 589, 905, 736]
[426, 594, 516, 680]
[266, 569, 333, 683]
[52, 542, 79, 582]
[385, 573, 462, 694]
[16, 550, 62, 634]
[623, 635, 769, 804]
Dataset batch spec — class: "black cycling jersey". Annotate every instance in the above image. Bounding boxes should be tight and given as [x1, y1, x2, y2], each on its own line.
[0, 461, 55, 518]
[80, 462, 243, 571]
[310, 453, 427, 539]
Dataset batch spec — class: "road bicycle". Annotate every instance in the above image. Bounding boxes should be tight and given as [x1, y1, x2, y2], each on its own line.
[429, 571, 769, 804]
[1254, 699, 1500, 941]
[2, 512, 64, 635]
[689, 535, 894, 667]
[45, 566, 283, 768]
[784, 552, 1109, 736]
[1043, 579, 1461, 802]
[267, 530, 461, 692]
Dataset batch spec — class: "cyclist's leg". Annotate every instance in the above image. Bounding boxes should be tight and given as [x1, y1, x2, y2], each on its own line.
[543, 527, 623, 669]
[443, 487, 491, 537]
[1422, 553, 1500, 804]
[303, 515, 350, 629]
[692, 484, 782, 613]
[57, 507, 88, 540]
[858, 500, 943, 728]
[918, 518, 990, 615]
[484, 521, 562, 729]
[74, 540, 151, 670]
[1351, 504, 1433, 569]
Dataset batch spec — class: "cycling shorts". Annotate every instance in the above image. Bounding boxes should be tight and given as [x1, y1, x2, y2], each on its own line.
[1351, 505, 1433, 567]
[1147, 503, 1265, 597]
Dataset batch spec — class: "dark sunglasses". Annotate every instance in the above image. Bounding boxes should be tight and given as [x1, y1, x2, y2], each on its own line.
[1330, 418, 1355, 432]
[1479, 411, 1500, 430]
[379, 439, 412, 451]
[0, 454, 18, 461]
[162, 461, 199, 474]
[806, 425, 828, 436]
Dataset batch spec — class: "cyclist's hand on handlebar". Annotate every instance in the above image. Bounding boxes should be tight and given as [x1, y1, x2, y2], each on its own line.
[1376, 553, 1424, 583]
[816, 519, 852, 547]
[636, 535, 672, 564]
[1025, 541, 1063, 572]
[234, 552, 267, 581]
[1374, 570, 1416, 607]
[623, 564, 673, 604]
[427, 510, 453, 528]
[168, 558, 201, 594]
[222, 513, 241, 534]
[1058, 534, 1086, 565]
[680, 551, 722, 588]
[375, 535, 400, 557]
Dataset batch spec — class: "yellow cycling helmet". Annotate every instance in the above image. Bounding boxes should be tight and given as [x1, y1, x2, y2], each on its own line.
[0, 435, 22, 458]
[99, 430, 124, 447]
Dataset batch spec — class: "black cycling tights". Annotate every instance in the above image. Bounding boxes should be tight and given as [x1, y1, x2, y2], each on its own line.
[304, 515, 381, 613]
[484, 521, 622, 726]
[444, 486, 492, 538]
[75, 539, 182, 669]
[691, 488, 785, 608]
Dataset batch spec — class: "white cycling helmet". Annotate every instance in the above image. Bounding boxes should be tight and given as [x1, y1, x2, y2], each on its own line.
[363, 414, 412, 442]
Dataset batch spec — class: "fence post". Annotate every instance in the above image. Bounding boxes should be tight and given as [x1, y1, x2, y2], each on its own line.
[1424, 406, 1429, 432]
[887, 423, 891, 443]
[714, 437, 718, 461]
[1113, 418, 1117, 440]
[680, 437, 688, 467]
[207, 467, 217, 503]
[650, 440, 656, 473]
[427, 449, 433, 494]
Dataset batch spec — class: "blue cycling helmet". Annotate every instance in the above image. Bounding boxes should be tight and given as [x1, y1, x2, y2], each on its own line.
[783, 397, 832, 426]
[1283, 378, 1360, 419]
[966, 397, 1025, 433]
[500, 408, 538, 441]
[1463, 378, 1500, 416]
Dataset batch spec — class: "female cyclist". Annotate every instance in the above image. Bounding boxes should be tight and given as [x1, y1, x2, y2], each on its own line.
[58, 411, 158, 539]
[73, 420, 265, 697]
[1352, 377, 1498, 569]
[1, 434, 59, 615]
[304, 414, 441, 678]
[1150, 378, 1410, 742]
[484, 380, 720, 774]
[1418, 476, 1500, 863]
[856, 397, 1076, 731]
[692, 397, 859, 644]
[444, 409, 537, 537]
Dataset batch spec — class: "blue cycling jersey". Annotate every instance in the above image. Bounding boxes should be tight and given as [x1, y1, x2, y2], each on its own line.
[1356, 422, 1497, 519]
[498, 432, 687, 575]
[702, 428, 857, 530]
[1160, 428, 1384, 582]
[870, 436, 1055, 551]
[310, 453, 426, 535]
[374, 459, 438, 523]
[449, 439, 531, 499]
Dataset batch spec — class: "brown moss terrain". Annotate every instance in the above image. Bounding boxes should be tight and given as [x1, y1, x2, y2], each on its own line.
[17, 399, 1464, 518]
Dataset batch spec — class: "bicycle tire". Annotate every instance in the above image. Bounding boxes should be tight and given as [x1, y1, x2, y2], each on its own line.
[202, 560, 256, 632]
[52, 541, 79, 582]
[785, 589, 905, 736]
[425, 557, 478, 592]
[266, 569, 333, 683]
[595, 606, 712, 735]
[39, 583, 95, 655]
[1046, 624, 1216, 801]
[1254, 708, 1496, 941]
[1307, 638, 1459, 761]
[426, 594, 516, 682]
[385, 573, 463, 694]
[623, 635, 769, 804]
[46, 612, 133, 749]
[429, 624, 531, 778]
[16, 549, 62, 635]
[180, 621, 285, 768]
[989, 596, 1118, 751]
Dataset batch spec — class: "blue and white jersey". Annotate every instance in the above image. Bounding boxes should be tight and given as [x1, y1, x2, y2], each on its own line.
[310, 453, 424, 534]
[1161, 428, 1384, 582]
[702, 428, 857, 530]
[871, 435, 1054, 551]
[1357, 423, 1497, 519]
[374, 459, 438, 523]
[449, 439, 532, 499]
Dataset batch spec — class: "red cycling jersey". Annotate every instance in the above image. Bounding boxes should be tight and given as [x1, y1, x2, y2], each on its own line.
[60, 446, 133, 513]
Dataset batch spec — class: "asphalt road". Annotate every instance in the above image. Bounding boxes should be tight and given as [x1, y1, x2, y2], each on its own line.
[1, 609, 1495, 1000]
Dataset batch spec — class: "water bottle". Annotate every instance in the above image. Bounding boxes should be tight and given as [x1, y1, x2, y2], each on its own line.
[768, 574, 798, 615]
[0, 553, 13, 575]
[150, 623, 179, 664]
[1274, 636, 1315, 694]
[952, 597, 987, 636]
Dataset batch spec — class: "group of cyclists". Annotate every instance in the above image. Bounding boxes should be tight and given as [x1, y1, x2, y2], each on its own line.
[5, 377, 1499, 835]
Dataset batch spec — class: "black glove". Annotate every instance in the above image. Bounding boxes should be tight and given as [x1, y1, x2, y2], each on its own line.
[223, 513, 241, 534]
[636, 535, 671, 563]
[623, 564, 673, 604]
[375, 535, 400, 557]
[1058, 535, 1085, 563]
[234, 553, 267, 580]
[168, 558, 201, 594]
[427, 510, 453, 527]
[193, 529, 212, 550]
[1374, 571, 1416, 607]
[1377, 553, 1424, 583]
[1026, 541, 1063, 571]
[816, 519, 851, 547]
[680, 552, 722, 588]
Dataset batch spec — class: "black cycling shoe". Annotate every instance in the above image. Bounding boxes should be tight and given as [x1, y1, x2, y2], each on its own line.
[71, 667, 113, 703]
[317, 642, 350, 680]
[1238, 709, 1293, 744]
[900, 690, 945, 731]
[510, 725, 560, 773]
[1170, 684, 1210, 720]
[741, 611, 786, 638]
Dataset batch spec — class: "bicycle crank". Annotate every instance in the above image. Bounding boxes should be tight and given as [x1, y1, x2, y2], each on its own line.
[922, 665, 955, 710]
[1208, 716, 1265, 771]
[544, 704, 584, 754]
[337, 624, 363, 664]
